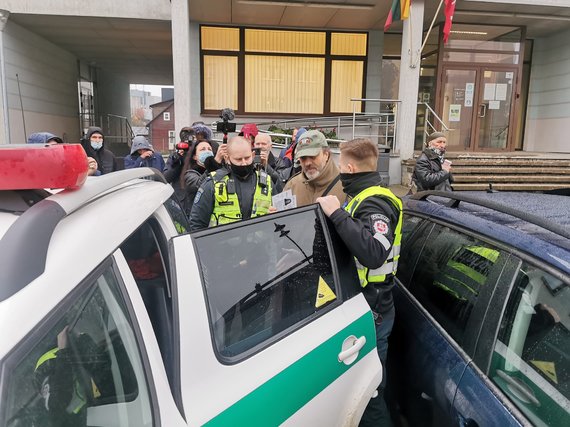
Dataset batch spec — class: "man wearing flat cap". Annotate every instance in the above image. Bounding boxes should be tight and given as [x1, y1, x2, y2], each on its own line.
[412, 131, 454, 192]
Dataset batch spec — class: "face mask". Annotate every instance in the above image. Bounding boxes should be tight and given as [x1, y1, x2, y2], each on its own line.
[90, 141, 103, 151]
[198, 150, 213, 165]
[230, 162, 254, 179]
[430, 146, 445, 156]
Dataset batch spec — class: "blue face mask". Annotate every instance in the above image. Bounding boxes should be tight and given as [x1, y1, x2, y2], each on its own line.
[198, 150, 213, 165]
[90, 141, 103, 151]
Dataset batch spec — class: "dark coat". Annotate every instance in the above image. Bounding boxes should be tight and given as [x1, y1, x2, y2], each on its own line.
[412, 149, 454, 192]
[80, 127, 118, 175]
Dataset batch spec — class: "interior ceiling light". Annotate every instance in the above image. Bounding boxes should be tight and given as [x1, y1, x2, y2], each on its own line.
[237, 1, 375, 10]
[450, 30, 488, 35]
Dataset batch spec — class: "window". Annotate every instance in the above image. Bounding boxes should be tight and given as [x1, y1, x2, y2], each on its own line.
[490, 262, 570, 426]
[396, 214, 432, 288]
[200, 26, 367, 115]
[163, 112, 170, 121]
[2, 265, 154, 426]
[193, 208, 338, 359]
[408, 225, 506, 343]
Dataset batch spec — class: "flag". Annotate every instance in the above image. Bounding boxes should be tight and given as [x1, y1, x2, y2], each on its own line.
[384, 0, 411, 32]
[443, 0, 456, 44]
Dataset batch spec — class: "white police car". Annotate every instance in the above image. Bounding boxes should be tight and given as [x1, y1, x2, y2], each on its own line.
[0, 144, 381, 426]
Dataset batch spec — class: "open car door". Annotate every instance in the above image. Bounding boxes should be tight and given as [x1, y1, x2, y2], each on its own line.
[171, 205, 381, 426]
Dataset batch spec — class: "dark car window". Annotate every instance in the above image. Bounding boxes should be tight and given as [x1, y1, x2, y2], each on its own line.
[490, 262, 570, 426]
[397, 214, 432, 288]
[408, 224, 507, 344]
[193, 208, 339, 360]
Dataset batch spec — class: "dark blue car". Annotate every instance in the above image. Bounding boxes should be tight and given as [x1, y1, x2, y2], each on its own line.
[388, 191, 570, 427]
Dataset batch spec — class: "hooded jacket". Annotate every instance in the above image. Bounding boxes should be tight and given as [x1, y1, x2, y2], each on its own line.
[412, 148, 454, 192]
[284, 154, 347, 207]
[80, 127, 118, 175]
[124, 136, 165, 170]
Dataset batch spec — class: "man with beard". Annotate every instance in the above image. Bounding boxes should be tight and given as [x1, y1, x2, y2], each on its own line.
[283, 130, 346, 206]
[316, 138, 402, 427]
[189, 136, 275, 231]
[412, 131, 454, 192]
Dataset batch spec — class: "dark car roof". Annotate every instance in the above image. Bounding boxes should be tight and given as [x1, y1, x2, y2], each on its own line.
[404, 191, 570, 275]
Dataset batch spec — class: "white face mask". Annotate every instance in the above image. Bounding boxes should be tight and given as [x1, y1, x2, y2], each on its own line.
[90, 141, 103, 151]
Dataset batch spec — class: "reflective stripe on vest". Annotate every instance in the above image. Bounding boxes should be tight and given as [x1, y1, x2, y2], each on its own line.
[209, 171, 272, 227]
[344, 186, 403, 287]
[433, 245, 499, 301]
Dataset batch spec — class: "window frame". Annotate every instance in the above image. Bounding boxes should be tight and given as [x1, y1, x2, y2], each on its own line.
[199, 25, 368, 117]
[190, 205, 349, 365]
[0, 258, 161, 427]
[163, 112, 170, 121]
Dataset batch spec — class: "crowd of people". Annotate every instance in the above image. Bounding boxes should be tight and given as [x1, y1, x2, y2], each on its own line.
[26, 121, 455, 426]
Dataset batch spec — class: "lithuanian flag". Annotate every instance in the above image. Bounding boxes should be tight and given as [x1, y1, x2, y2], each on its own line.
[384, 0, 411, 32]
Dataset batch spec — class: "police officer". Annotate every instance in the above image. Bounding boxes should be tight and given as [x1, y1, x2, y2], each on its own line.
[189, 136, 275, 231]
[317, 138, 402, 427]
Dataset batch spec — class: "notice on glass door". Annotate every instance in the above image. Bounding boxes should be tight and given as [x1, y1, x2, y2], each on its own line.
[449, 104, 461, 122]
[465, 83, 474, 107]
[495, 84, 508, 101]
[484, 83, 496, 101]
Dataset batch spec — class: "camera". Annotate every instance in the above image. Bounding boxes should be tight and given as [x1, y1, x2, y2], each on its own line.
[175, 142, 189, 151]
[253, 147, 262, 170]
[216, 108, 236, 142]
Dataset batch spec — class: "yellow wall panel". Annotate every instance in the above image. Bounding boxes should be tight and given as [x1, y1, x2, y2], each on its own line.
[330, 60, 364, 113]
[203, 56, 238, 110]
[201, 27, 240, 51]
[245, 56, 324, 114]
[331, 33, 367, 56]
[245, 29, 325, 54]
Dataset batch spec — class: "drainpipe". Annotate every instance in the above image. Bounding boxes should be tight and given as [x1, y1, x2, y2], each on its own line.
[0, 10, 10, 144]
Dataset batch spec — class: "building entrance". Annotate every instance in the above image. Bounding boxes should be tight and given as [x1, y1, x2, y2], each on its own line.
[440, 65, 517, 151]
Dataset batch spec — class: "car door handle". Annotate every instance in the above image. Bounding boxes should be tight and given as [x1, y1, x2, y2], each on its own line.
[338, 336, 366, 365]
[496, 369, 540, 406]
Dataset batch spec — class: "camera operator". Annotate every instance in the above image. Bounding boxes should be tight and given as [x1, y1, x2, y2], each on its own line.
[179, 140, 215, 216]
[189, 136, 277, 231]
[253, 133, 288, 193]
[163, 127, 194, 200]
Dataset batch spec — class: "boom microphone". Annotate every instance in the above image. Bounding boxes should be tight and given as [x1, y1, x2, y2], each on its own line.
[220, 108, 235, 122]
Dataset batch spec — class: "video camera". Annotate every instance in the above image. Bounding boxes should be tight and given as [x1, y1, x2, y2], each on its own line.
[216, 108, 236, 143]
[253, 147, 262, 170]
[175, 141, 190, 151]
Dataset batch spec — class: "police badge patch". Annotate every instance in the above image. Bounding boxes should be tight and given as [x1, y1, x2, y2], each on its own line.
[373, 220, 389, 235]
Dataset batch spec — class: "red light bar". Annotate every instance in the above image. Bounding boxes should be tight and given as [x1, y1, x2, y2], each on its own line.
[0, 144, 89, 190]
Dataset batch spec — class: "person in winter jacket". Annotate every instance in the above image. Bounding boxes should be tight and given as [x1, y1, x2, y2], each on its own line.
[80, 127, 118, 175]
[412, 131, 454, 192]
[180, 140, 214, 215]
[164, 127, 194, 201]
[124, 136, 165, 171]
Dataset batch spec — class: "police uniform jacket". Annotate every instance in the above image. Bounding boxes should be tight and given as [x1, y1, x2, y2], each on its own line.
[329, 172, 400, 314]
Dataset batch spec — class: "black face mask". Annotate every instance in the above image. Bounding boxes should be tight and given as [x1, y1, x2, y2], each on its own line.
[230, 162, 254, 179]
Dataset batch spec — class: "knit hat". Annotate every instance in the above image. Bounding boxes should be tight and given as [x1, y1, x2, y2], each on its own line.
[239, 123, 259, 140]
[192, 123, 213, 141]
[27, 132, 63, 145]
[427, 132, 446, 143]
[130, 136, 154, 155]
[295, 130, 328, 159]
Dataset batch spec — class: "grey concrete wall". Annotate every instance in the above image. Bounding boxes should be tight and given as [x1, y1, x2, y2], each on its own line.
[95, 68, 131, 130]
[525, 28, 570, 153]
[0, 0, 170, 20]
[3, 19, 79, 143]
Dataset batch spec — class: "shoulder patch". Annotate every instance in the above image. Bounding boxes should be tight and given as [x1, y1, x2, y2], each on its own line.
[372, 219, 389, 235]
[371, 213, 389, 223]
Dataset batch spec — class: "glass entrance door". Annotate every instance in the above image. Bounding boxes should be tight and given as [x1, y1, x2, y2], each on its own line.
[475, 69, 516, 150]
[439, 67, 517, 151]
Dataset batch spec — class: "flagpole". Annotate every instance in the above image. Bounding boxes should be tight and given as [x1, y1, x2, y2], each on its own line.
[408, 1, 414, 67]
[414, 0, 444, 68]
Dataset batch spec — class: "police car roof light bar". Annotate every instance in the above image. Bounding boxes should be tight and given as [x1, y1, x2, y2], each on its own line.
[0, 144, 89, 190]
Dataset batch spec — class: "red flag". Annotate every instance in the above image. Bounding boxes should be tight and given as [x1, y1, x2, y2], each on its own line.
[443, 0, 456, 44]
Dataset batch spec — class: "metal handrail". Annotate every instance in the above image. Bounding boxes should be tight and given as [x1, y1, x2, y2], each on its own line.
[418, 102, 450, 147]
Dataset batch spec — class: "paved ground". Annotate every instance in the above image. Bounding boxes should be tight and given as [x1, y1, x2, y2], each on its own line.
[389, 184, 409, 198]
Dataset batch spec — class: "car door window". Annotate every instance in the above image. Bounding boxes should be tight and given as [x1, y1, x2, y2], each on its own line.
[490, 262, 570, 426]
[193, 208, 339, 360]
[408, 224, 506, 344]
[397, 214, 431, 288]
[2, 265, 154, 427]
[164, 195, 190, 234]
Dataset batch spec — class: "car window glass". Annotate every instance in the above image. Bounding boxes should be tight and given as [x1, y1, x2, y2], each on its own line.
[2, 266, 154, 427]
[409, 224, 505, 343]
[193, 208, 337, 359]
[164, 194, 190, 234]
[490, 262, 570, 426]
[397, 214, 430, 287]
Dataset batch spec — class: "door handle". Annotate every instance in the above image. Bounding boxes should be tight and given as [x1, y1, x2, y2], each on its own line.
[338, 336, 366, 365]
[478, 103, 487, 118]
[496, 370, 540, 406]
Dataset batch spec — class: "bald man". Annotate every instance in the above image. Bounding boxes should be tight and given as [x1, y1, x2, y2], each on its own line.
[190, 136, 276, 231]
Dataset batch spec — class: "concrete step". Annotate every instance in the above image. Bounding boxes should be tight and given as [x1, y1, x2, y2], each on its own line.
[452, 183, 569, 191]
[454, 175, 570, 183]
[451, 167, 570, 175]
[446, 158, 570, 167]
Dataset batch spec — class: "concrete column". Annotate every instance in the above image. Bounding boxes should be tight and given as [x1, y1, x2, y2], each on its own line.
[365, 30, 383, 115]
[171, 0, 192, 137]
[0, 9, 10, 144]
[393, 0, 424, 184]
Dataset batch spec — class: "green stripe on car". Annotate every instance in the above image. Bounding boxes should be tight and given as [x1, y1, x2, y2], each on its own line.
[204, 311, 377, 427]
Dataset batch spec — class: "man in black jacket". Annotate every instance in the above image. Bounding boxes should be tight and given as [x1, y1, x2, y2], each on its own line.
[80, 127, 118, 175]
[412, 131, 453, 192]
[317, 138, 402, 427]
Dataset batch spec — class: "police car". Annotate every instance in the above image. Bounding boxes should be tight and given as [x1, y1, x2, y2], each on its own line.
[0, 144, 381, 426]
